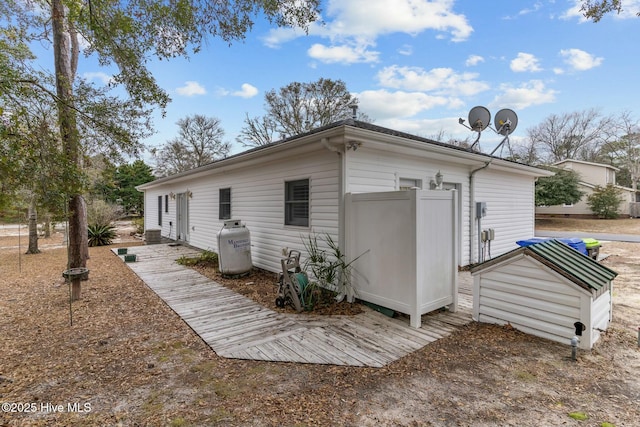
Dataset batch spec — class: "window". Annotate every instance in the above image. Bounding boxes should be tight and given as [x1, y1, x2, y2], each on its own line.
[158, 195, 162, 226]
[165, 195, 169, 213]
[219, 188, 231, 220]
[285, 179, 309, 226]
[399, 178, 422, 190]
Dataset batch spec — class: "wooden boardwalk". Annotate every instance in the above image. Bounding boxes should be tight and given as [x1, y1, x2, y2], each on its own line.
[114, 244, 473, 368]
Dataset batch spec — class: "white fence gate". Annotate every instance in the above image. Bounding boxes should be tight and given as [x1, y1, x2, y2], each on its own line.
[345, 190, 458, 328]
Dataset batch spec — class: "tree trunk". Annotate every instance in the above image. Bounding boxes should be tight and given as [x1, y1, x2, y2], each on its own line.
[43, 215, 51, 238]
[52, 0, 88, 272]
[67, 195, 89, 268]
[26, 201, 40, 254]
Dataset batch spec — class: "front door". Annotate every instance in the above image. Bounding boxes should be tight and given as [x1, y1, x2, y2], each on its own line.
[176, 192, 189, 242]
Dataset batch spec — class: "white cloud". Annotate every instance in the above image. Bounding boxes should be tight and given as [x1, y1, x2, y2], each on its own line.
[510, 52, 542, 72]
[264, 0, 473, 64]
[356, 89, 458, 120]
[503, 2, 543, 19]
[491, 80, 557, 110]
[322, 0, 472, 41]
[82, 71, 113, 85]
[465, 55, 484, 67]
[561, 0, 640, 21]
[560, 1, 584, 20]
[398, 44, 413, 56]
[232, 83, 259, 98]
[176, 81, 207, 96]
[308, 42, 380, 64]
[560, 48, 603, 71]
[377, 65, 490, 97]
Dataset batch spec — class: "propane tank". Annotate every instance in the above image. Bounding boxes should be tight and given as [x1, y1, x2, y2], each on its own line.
[216, 219, 252, 276]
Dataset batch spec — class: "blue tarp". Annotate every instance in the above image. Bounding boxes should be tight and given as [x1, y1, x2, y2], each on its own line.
[516, 237, 588, 256]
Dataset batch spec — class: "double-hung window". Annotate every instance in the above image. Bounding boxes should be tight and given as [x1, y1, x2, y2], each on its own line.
[219, 188, 231, 220]
[285, 179, 309, 227]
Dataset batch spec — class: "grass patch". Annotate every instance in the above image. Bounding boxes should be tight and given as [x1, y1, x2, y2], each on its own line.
[568, 411, 589, 421]
[177, 250, 219, 268]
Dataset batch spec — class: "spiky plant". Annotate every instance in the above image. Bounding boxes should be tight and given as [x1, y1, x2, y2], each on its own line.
[88, 223, 117, 247]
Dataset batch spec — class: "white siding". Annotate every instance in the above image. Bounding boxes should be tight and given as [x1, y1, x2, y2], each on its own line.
[143, 191, 176, 240]
[345, 147, 538, 265]
[345, 147, 471, 264]
[473, 169, 536, 261]
[473, 256, 610, 349]
[143, 146, 340, 272]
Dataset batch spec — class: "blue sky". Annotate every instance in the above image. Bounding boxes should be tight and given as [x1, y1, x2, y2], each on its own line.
[75, 0, 640, 158]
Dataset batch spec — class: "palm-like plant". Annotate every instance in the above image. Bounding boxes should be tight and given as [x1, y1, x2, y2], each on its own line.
[88, 223, 117, 247]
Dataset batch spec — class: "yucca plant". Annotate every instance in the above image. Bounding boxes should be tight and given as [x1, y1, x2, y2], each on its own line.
[88, 223, 117, 247]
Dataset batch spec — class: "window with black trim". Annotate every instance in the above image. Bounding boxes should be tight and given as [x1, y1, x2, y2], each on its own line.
[219, 188, 231, 220]
[158, 195, 162, 226]
[165, 195, 169, 213]
[285, 179, 309, 227]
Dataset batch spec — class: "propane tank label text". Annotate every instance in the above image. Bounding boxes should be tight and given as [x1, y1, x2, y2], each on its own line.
[228, 238, 250, 252]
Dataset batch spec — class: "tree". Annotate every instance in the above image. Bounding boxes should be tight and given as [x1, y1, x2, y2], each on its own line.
[535, 167, 584, 206]
[598, 112, 640, 191]
[2, 0, 320, 284]
[152, 115, 230, 176]
[527, 109, 617, 164]
[238, 78, 368, 147]
[587, 184, 624, 218]
[580, 1, 639, 22]
[97, 160, 155, 214]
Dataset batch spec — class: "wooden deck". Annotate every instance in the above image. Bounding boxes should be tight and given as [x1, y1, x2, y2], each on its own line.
[114, 244, 473, 368]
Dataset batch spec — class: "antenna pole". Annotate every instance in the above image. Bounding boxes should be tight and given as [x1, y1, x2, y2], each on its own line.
[490, 135, 510, 156]
[469, 131, 482, 151]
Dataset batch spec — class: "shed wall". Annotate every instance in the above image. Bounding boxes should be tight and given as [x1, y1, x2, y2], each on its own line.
[473, 255, 611, 349]
[473, 257, 583, 346]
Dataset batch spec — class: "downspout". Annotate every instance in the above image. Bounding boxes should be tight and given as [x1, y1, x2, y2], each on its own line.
[469, 160, 492, 265]
[321, 137, 345, 246]
[321, 137, 348, 298]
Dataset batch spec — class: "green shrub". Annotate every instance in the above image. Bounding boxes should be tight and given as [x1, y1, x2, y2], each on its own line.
[132, 217, 144, 234]
[587, 184, 624, 219]
[88, 223, 117, 247]
[87, 199, 122, 225]
[301, 233, 363, 307]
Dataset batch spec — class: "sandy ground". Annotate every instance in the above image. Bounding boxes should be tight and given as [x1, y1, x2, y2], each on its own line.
[0, 220, 638, 426]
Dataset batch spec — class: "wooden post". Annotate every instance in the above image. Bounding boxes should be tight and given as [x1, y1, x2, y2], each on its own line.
[71, 277, 81, 301]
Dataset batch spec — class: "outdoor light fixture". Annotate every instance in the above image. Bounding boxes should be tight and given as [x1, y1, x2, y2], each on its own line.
[346, 141, 362, 151]
[187, 190, 193, 198]
[169, 192, 176, 199]
[431, 171, 444, 189]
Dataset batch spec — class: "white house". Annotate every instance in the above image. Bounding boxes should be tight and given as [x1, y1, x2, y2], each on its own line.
[138, 120, 552, 273]
[536, 159, 637, 217]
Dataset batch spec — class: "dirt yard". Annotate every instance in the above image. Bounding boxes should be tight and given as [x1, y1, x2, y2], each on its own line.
[0, 220, 638, 427]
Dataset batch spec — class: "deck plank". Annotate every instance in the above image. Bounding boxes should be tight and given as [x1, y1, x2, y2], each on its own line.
[115, 244, 475, 368]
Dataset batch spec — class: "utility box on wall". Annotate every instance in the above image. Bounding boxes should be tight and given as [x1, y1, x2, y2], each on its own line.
[345, 190, 459, 328]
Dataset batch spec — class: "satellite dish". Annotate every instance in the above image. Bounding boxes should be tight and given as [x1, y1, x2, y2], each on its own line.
[494, 109, 518, 136]
[468, 106, 491, 132]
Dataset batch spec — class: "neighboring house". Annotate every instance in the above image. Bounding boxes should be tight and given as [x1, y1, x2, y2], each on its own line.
[137, 119, 552, 273]
[536, 159, 637, 217]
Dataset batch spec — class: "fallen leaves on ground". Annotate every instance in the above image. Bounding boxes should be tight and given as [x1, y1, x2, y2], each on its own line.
[1, 231, 639, 427]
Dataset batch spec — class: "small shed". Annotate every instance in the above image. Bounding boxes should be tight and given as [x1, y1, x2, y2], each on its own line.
[470, 240, 617, 349]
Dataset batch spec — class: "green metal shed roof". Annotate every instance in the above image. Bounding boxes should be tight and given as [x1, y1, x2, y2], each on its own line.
[471, 239, 618, 292]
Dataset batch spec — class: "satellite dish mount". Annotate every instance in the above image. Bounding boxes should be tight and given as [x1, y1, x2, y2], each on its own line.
[459, 106, 490, 151]
[458, 106, 518, 157]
